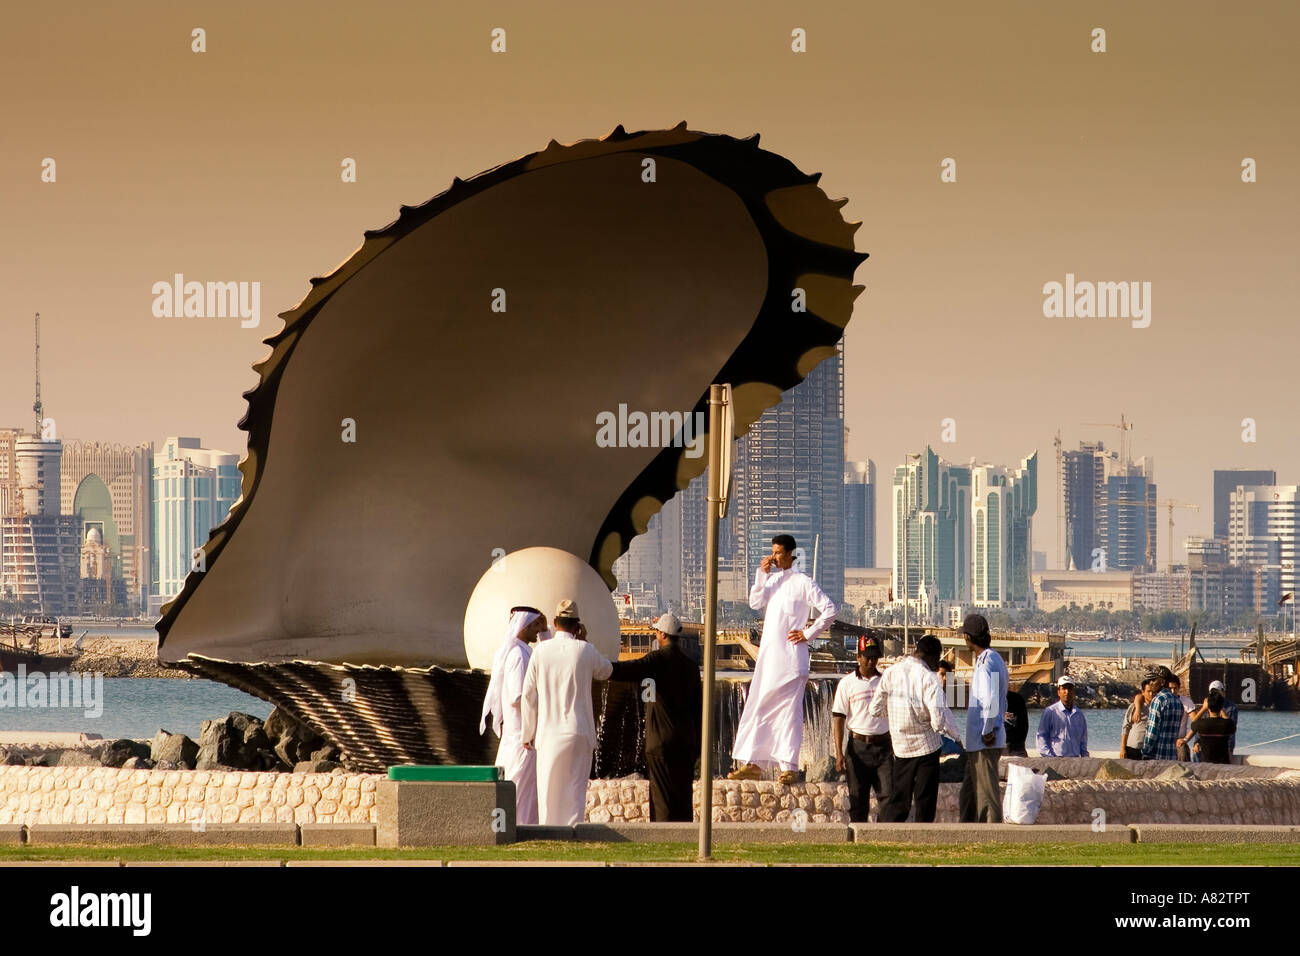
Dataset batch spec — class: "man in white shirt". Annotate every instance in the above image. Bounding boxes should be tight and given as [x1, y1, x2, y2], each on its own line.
[956, 613, 1008, 824]
[867, 634, 962, 822]
[831, 631, 890, 822]
[478, 605, 547, 824]
[521, 599, 613, 826]
[728, 534, 837, 785]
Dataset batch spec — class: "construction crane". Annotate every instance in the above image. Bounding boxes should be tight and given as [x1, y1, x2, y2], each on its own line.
[1082, 414, 1133, 469]
[1054, 430, 1066, 570]
[1154, 499, 1200, 572]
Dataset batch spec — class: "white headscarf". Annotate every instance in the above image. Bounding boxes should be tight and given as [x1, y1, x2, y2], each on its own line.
[479, 609, 541, 736]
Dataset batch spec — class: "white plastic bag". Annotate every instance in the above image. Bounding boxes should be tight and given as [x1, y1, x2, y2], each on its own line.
[1002, 764, 1046, 825]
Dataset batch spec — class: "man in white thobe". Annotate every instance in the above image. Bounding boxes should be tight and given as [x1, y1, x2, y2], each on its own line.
[479, 606, 546, 825]
[521, 599, 613, 825]
[729, 534, 836, 784]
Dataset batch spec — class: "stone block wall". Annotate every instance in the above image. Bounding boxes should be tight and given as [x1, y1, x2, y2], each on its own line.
[588, 775, 1300, 825]
[0, 766, 380, 826]
[1033, 777, 1300, 826]
[587, 778, 857, 824]
[2, 766, 1297, 829]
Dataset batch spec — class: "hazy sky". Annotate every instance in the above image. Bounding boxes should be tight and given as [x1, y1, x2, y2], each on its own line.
[2, 1, 1295, 567]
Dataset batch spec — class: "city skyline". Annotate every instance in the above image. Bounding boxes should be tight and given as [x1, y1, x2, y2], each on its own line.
[0, 406, 1292, 577]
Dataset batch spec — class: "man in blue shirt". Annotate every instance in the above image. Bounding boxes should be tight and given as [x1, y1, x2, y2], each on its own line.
[1036, 675, 1089, 757]
[958, 614, 1008, 823]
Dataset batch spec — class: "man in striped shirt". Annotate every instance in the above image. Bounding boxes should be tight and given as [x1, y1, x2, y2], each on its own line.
[1142, 667, 1185, 762]
[867, 634, 962, 823]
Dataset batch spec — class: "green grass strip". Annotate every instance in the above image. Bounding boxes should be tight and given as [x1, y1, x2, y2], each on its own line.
[0, 842, 1297, 865]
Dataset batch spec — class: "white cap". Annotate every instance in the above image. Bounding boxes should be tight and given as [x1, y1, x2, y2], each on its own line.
[1208, 680, 1226, 692]
[1057, 675, 1077, 687]
[653, 612, 682, 636]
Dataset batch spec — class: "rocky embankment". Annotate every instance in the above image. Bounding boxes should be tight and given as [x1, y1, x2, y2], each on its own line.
[31, 637, 187, 679]
[1024, 657, 1156, 708]
[0, 708, 357, 774]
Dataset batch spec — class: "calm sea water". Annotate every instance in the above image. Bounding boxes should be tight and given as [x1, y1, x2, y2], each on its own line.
[0, 678, 271, 741]
[961, 707, 1300, 757]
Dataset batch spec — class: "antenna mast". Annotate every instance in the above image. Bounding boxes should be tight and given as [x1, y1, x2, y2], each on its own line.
[33, 312, 42, 435]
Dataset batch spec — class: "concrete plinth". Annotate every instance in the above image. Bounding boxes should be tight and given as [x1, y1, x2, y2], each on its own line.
[301, 823, 376, 846]
[286, 860, 445, 867]
[574, 823, 696, 843]
[712, 823, 852, 844]
[1133, 825, 1300, 844]
[376, 780, 515, 847]
[122, 861, 285, 867]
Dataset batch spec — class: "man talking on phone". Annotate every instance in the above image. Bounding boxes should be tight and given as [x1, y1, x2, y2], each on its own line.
[727, 534, 836, 785]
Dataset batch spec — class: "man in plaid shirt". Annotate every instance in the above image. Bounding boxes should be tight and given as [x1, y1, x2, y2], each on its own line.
[868, 634, 962, 822]
[1142, 667, 1184, 761]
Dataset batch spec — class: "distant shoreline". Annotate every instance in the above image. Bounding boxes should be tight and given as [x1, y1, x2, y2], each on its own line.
[9, 637, 188, 679]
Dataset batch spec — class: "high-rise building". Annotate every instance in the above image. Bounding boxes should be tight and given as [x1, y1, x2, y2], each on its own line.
[893, 447, 1036, 612]
[732, 345, 845, 604]
[1099, 459, 1157, 571]
[15, 435, 63, 516]
[1214, 469, 1277, 538]
[1227, 484, 1297, 612]
[1186, 536, 1246, 618]
[970, 453, 1038, 607]
[1133, 569, 1190, 611]
[612, 489, 684, 616]
[1061, 441, 1116, 571]
[614, 348, 846, 616]
[152, 437, 242, 604]
[61, 440, 153, 611]
[674, 471, 718, 617]
[0, 431, 81, 614]
[0, 429, 19, 519]
[0, 514, 82, 613]
[844, 459, 876, 569]
[893, 447, 970, 608]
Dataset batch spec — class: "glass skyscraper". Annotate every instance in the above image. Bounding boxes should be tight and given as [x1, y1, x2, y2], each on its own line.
[152, 437, 242, 602]
[844, 459, 876, 569]
[1099, 461, 1157, 571]
[894, 446, 1036, 610]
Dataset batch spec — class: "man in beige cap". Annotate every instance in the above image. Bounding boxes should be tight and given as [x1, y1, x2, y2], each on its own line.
[606, 612, 702, 821]
[521, 599, 613, 825]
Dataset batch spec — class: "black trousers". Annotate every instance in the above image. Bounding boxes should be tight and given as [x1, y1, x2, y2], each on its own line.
[880, 748, 941, 823]
[1124, 746, 1144, 761]
[844, 736, 892, 822]
[646, 744, 695, 822]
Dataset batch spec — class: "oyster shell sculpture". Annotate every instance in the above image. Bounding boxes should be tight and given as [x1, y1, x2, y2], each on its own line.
[157, 124, 867, 770]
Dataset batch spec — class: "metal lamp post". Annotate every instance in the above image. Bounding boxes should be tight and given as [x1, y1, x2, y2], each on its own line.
[699, 383, 732, 861]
